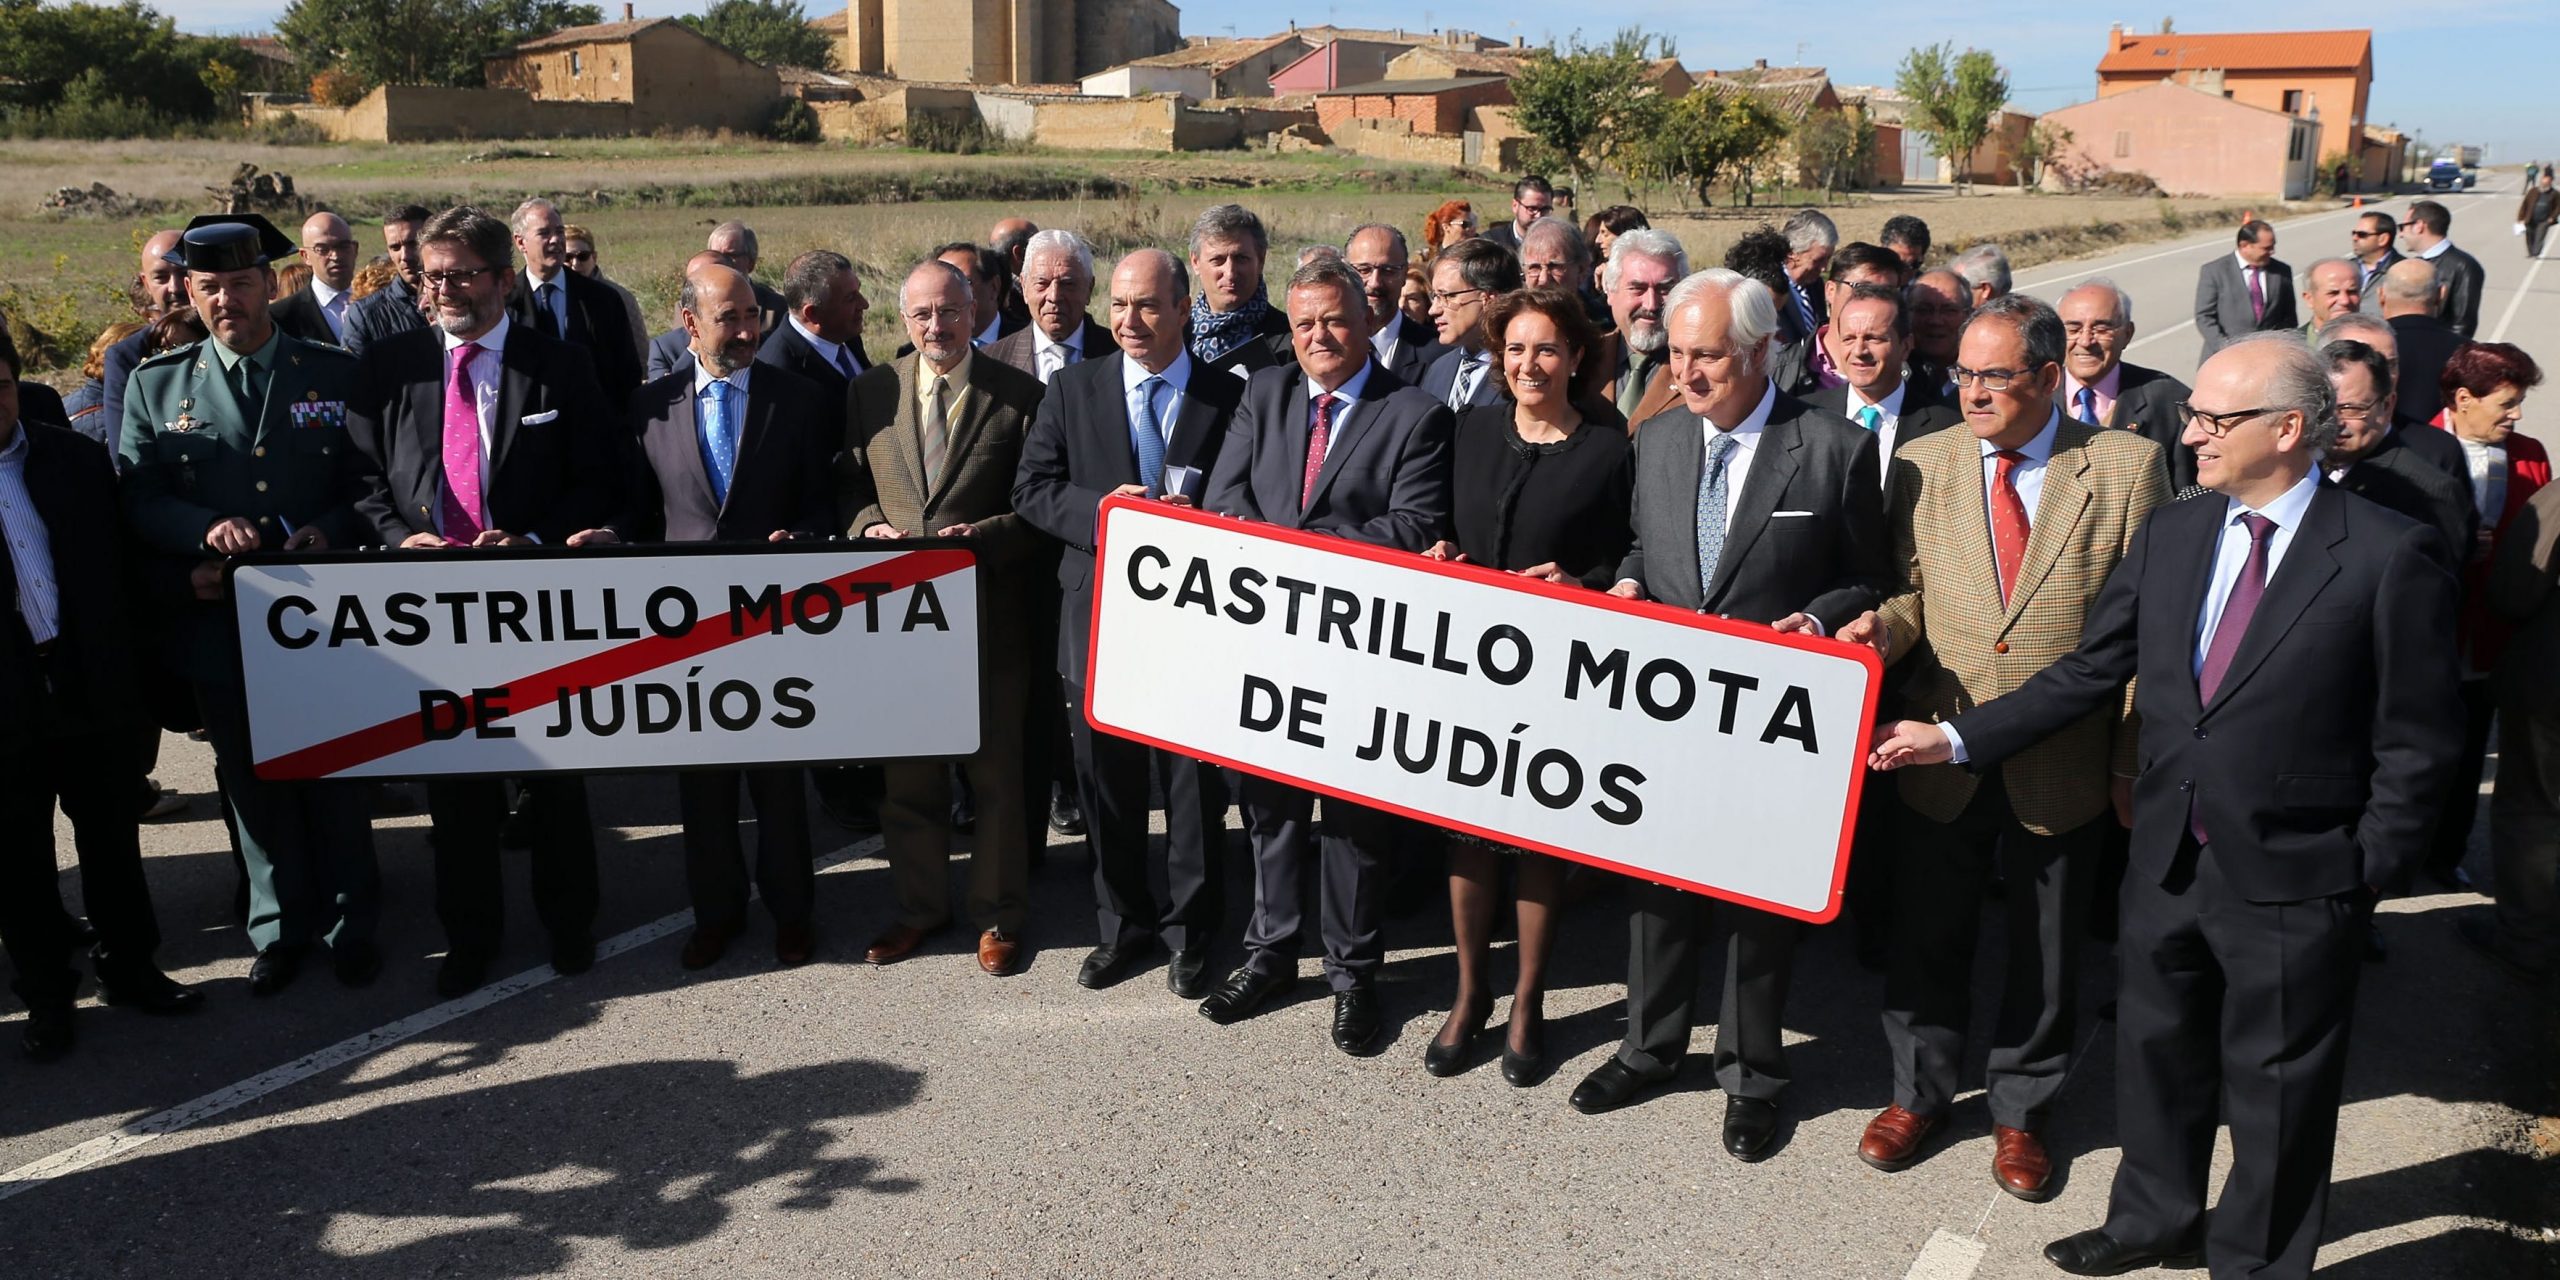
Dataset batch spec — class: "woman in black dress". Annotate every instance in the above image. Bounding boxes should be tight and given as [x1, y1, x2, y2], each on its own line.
[1419, 287, 1632, 1086]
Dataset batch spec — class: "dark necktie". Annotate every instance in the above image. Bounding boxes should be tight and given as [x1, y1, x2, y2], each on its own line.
[2191, 513, 2275, 844]
[537, 282, 563, 338]
[834, 346, 856, 380]
[1301, 393, 1333, 509]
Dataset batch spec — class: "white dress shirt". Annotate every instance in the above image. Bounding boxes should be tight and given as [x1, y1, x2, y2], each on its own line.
[1032, 324, 1085, 384]
[1370, 322, 1404, 369]
[437, 314, 511, 539]
[1847, 378, 1910, 487]
[1978, 408, 2060, 544]
[524, 267, 571, 336]
[2457, 436, 2510, 526]
[0, 425, 60, 645]
[2234, 250, 2269, 315]
[2193, 467, 2321, 677]
[1698, 380, 1778, 538]
[312, 277, 350, 342]
[1123, 349, 1192, 445]
[1308, 360, 1375, 463]
[788, 314, 861, 378]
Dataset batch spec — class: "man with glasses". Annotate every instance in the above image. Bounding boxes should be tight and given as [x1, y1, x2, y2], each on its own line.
[1344, 223, 1442, 385]
[2058, 279, 2193, 488]
[839, 258, 1048, 978]
[1480, 175, 1554, 252]
[1420, 237, 1523, 413]
[2398, 199, 2484, 338]
[1907, 268, 1972, 397]
[503, 198, 641, 412]
[2348, 211, 2402, 313]
[347, 204, 625, 998]
[1873, 332, 2462, 1278]
[273, 211, 360, 346]
[2319, 338, 2473, 568]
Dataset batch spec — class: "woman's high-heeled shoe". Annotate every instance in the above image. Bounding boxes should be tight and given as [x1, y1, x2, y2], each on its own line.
[1423, 1001, 1492, 1077]
[1501, 1023, 1550, 1088]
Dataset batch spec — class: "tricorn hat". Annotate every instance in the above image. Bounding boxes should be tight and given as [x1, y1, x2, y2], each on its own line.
[164, 213, 297, 273]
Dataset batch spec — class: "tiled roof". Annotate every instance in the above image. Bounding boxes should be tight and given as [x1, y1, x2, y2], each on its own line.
[806, 10, 848, 33]
[1390, 46, 1534, 75]
[512, 17, 667, 51]
[1320, 75, 1507, 97]
[2097, 29, 2371, 75]
[1693, 72, 1832, 121]
[1129, 33, 1307, 70]
[1702, 64, 1825, 85]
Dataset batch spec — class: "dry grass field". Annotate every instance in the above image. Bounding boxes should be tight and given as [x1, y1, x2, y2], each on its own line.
[1, 135, 2296, 379]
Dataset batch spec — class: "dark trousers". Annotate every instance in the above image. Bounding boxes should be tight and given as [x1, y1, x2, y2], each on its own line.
[1, 721, 162, 1008]
[2428, 678, 2497, 876]
[426, 776, 597, 954]
[1843, 770, 1904, 959]
[1237, 775, 1391, 992]
[2106, 840, 2366, 1279]
[678, 768, 815, 930]
[1881, 775, 2097, 1129]
[199, 683, 376, 951]
[2527, 219, 2554, 257]
[2490, 696, 2560, 969]
[1067, 685, 1225, 954]
[1618, 881, 1799, 1099]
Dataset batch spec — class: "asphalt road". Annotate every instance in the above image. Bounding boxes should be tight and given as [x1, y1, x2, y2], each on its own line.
[2, 200, 2555, 1276]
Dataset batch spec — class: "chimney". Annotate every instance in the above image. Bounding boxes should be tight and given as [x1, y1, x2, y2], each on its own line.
[1513, 36, 1524, 49]
[621, 1, 632, 18]
[1753, 57, 1767, 71]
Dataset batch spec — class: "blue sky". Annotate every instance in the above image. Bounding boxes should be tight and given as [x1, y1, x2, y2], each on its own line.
[166, 1, 2554, 160]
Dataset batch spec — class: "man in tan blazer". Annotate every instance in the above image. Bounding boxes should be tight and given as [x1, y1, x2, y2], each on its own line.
[840, 258, 1049, 976]
[1840, 294, 2167, 1199]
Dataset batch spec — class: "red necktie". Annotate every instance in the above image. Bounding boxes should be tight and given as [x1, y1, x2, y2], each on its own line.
[1990, 449, 2031, 605]
[1301, 392, 1333, 509]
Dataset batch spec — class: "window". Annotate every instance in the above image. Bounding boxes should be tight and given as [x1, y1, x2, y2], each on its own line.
[2114, 130, 2131, 158]
[2288, 129, 2306, 161]
[2222, 89, 2234, 99]
[2282, 89, 2303, 113]
[569, 51, 582, 77]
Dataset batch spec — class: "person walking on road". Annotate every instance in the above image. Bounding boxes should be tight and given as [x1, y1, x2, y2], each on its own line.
[2519, 170, 2559, 260]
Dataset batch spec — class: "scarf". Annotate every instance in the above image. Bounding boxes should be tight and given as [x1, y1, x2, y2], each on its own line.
[1189, 286, 1276, 366]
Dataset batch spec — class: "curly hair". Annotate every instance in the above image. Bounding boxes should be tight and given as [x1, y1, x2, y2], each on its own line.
[1422, 199, 1478, 256]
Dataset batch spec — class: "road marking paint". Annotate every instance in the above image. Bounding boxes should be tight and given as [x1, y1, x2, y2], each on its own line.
[2488, 253, 2548, 345]
[2020, 201, 2377, 290]
[1902, 1229, 1988, 1280]
[2127, 318, 2197, 351]
[0, 833, 884, 1201]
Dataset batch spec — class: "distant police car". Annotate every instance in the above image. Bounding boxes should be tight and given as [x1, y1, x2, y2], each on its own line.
[2426, 159, 2474, 191]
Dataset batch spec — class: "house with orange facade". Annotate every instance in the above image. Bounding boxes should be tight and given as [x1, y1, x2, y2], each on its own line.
[2095, 26, 2374, 179]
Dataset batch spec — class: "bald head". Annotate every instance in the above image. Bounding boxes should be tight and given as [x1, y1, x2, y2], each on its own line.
[680, 263, 762, 377]
[2378, 259, 2439, 317]
[991, 217, 1038, 271]
[299, 211, 358, 292]
[138, 230, 186, 317]
[2301, 258, 2361, 328]
[1109, 248, 1188, 372]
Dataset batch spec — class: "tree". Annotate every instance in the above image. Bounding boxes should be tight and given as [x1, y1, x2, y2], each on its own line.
[0, 0, 225, 118]
[684, 0, 834, 70]
[2007, 118, 2073, 189]
[1794, 104, 1878, 197]
[277, 0, 599, 91]
[1507, 27, 1668, 191]
[1895, 42, 2009, 194]
[1624, 84, 1787, 209]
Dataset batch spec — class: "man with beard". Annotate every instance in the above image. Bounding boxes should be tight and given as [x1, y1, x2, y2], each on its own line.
[1591, 228, 1687, 429]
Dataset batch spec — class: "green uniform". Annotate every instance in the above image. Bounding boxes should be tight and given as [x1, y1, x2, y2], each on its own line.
[120, 328, 379, 953]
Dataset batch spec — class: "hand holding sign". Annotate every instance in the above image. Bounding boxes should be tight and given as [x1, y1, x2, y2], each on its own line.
[1833, 611, 1890, 661]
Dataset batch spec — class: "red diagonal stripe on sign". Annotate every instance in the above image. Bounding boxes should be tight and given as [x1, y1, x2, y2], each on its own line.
[256, 548, 973, 780]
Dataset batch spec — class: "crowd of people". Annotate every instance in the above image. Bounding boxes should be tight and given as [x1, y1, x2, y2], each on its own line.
[4, 172, 2554, 1279]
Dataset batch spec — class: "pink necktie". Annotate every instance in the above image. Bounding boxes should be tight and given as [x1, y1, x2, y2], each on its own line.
[440, 342, 486, 540]
[2247, 267, 2266, 322]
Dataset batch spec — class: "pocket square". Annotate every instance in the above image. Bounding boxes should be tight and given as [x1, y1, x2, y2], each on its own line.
[521, 409, 561, 425]
[1770, 510, 1816, 518]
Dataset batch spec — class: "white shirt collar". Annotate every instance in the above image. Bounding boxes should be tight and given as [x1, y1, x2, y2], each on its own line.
[2225, 466, 2322, 531]
[2416, 239, 2451, 260]
[1981, 408, 2062, 464]
[525, 263, 565, 288]
[312, 278, 346, 308]
[1704, 379, 1778, 436]
[1125, 349, 1192, 394]
[1033, 323, 1083, 362]
[787, 313, 848, 366]
[1369, 323, 1399, 362]
[692, 359, 750, 397]
[1313, 359, 1375, 408]
[440, 313, 509, 356]
[1850, 376, 1908, 418]
[2235, 250, 2262, 272]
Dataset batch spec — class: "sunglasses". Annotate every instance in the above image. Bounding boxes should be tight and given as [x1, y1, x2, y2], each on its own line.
[564, 250, 595, 264]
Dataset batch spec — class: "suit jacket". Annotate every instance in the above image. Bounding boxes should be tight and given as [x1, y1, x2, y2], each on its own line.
[2076, 362, 2195, 492]
[1614, 387, 1890, 630]
[341, 279, 424, 359]
[616, 358, 836, 545]
[2391, 420, 2469, 488]
[754, 322, 868, 402]
[507, 268, 642, 410]
[645, 327, 692, 384]
[1202, 360, 1452, 552]
[751, 279, 788, 338]
[1878, 418, 2168, 833]
[2431, 243, 2486, 338]
[2388, 312, 2464, 426]
[1593, 330, 1680, 431]
[2487, 480, 2560, 716]
[1768, 335, 1823, 399]
[1193, 308, 1292, 379]
[1800, 377, 1963, 458]
[2355, 249, 2402, 313]
[17, 379, 68, 428]
[837, 351, 1045, 577]
[271, 287, 346, 347]
[2335, 430, 2476, 575]
[1375, 313, 1445, 386]
[984, 316, 1116, 385]
[1480, 222, 1522, 251]
[1419, 344, 1504, 413]
[2195, 254, 2298, 359]
[1013, 351, 1243, 679]
[0, 423, 143, 743]
[347, 323, 621, 547]
[98, 326, 154, 446]
[1949, 482, 2462, 900]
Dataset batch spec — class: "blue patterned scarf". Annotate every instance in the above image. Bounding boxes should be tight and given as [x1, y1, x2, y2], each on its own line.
[1189, 285, 1276, 366]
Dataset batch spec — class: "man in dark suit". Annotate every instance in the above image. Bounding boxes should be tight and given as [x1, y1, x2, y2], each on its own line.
[1476, 175, 1554, 252]
[341, 204, 430, 359]
[2350, 210, 2402, 312]
[1799, 284, 1962, 472]
[1871, 332, 2462, 1279]
[2315, 310, 2470, 486]
[271, 211, 359, 346]
[839, 259, 1049, 977]
[2322, 337, 2474, 567]
[504, 198, 641, 412]
[645, 252, 735, 384]
[759, 250, 871, 396]
[1013, 247, 1239, 999]
[705, 220, 790, 335]
[2060, 280, 2193, 489]
[611, 264, 834, 971]
[1187, 204, 1292, 377]
[1419, 237, 1521, 413]
[0, 343, 200, 1061]
[1907, 268, 1971, 398]
[1770, 241, 1907, 398]
[985, 230, 1113, 384]
[2196, 220, 2298, 362]
[2380, 259, 2465, 426]
[1566, 268, 1889, 1165]
[1345, 223, 1442, 386]
[97, 229, 187, 439]
[347, 204, 624, 999]
[2400, 199, 2484, 338]
[1199, 256, 1454, 1054]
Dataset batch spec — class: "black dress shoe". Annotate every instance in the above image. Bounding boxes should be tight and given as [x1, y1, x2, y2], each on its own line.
[1198, 966, 1287, 1025]
[1166, 947, 1211, 999]
[247, 944, 304, 997]
[1077, 942, 1151, 990]
[1501, 1032, 1551, 1088]
[437, 949, 491, 999]
[2042, 1228, 2204, 1276]
[551, 934, 596, 977]
[1723, 1095, 1782, 1162]
[1048, 789, 1085, 836]
[1422, 1001, 1490, 1077]
[1332, 986, 1383, 1055]
[1569, 1058, 1673, 1115]
[97, 966, 205, 1014]
[22, 1003, 74, 1062]
[67, 915, 98, 949]
[332, 940, 384, 988]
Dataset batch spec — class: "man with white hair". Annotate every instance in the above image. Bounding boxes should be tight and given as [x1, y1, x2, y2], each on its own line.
[706, 219, 790, 334]
[503, 197, 641, 409]
[2297, 257, 2363, 341]
[986, 229, 1112, 384]
[1949, 243, 2012, 306]
[2058, 279, 2192, 488]
[1780, 208, 1840, 339]
[1593, 227, 1688, 426]
[1568, 268, 1891, 1167]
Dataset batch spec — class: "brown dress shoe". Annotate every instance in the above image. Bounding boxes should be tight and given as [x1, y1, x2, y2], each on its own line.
[1993, 1125, 2054, 1201]
[774, 921, 816, 968]
[680, 922, 737, 970]
[864, 923, 935, 966]
[1858, 1105, 1944, 1172]
[977, 928, 1021, 976]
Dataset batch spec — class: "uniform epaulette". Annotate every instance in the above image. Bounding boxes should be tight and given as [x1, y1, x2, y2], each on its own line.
[133, 340, 201, 370]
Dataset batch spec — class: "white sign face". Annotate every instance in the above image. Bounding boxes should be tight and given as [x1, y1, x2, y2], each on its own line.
[1085, 500, 1880, 922]
[231, 545, 980, 780]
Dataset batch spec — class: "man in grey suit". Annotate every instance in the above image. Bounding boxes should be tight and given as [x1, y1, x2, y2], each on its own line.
[2060, 280, 2194, 489]
[2196, 220, 2297, 362]
[983, 230, 1114, 384]
[1199, 257, 1455, 1055]
[1565, 268, 1890, 1164]
[2399, 199, 2484, 338]
[1419, 237, 1521, 413]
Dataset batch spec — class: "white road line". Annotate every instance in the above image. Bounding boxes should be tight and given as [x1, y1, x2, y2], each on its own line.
[2126, 318, 2197, 351]
[2020, 201, 2376, 290]
[1902, 1229, 1989, 1280]
[0, 833, 884, 1202]
[2488, 253, 2548, 345]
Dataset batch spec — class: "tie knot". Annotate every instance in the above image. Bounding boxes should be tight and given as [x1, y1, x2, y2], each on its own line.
[1995, 448, 2028, 465]
[1706, 431, 1736, 462]
[1140, 375, 1164, 394]
[1856, 405, 1882, 430]
[2239, 512, 2276, 542]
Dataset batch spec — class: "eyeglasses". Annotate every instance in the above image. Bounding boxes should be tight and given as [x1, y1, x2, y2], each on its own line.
[2335, 398, 2382, 421]
[1346, 261, 1399, 279]
[421, 266, 496, 290]
[2397, 220, 2419, 230]
[904, 305, 968, 327]
[306, 240, 358, 254]
[2177, 403, 2284, 436]
[1517, 202, 1551, 215]
[1949, 365, 2041, 391]
[2349, 229, 2387, 238]
[1430, 288, 1483, 306]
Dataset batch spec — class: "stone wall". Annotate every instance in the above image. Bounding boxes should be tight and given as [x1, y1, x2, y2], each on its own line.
[251, 85, 638, 143]
[1327, 117, 1466, 167]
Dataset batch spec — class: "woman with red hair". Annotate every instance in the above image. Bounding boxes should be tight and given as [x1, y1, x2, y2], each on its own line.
[2427, 341, 2550, 888]
[1422, 199, 1479, 256]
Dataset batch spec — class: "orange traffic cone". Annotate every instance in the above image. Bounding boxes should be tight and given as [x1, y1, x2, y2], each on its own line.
[2242, 209, 2256, 223]
[2352, 195, 2364, 209]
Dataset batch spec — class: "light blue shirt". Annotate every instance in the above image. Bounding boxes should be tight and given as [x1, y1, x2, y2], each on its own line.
[1979, 409, 2061, 547]
[1122, 349, 1191, 444]
[0, 424, 61, 645]
[693, 361, 751, 500]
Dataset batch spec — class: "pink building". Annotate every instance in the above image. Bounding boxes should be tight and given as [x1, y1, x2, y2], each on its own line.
[2038, 79, 2320, 199]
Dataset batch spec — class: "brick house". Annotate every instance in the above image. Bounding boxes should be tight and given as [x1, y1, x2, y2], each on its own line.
[484, 16, 779, 133]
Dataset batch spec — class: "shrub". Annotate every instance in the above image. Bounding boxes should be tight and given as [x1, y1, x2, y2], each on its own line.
[764, 98, 820, 145]
[310, 68, 369, 108]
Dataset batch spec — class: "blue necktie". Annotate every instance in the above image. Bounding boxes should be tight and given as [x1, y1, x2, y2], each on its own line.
[2075, 386, 2100, 426]
[701, 379, 738, 504]
[1855, 405, 1881, 433]
[1696, 432, 1736, 597]
[1130, 375, 1167, 496]
[834, 347, 856, 379]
